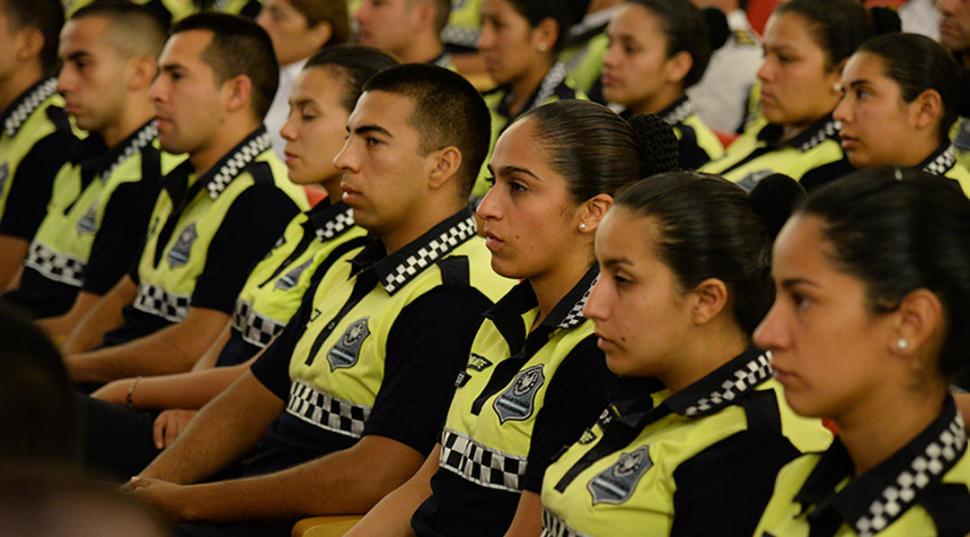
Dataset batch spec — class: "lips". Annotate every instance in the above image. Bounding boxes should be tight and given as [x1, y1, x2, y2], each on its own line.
[340, 182, 363, 205]
[483, 231, 504, 251]
[839, 134, 859, 150]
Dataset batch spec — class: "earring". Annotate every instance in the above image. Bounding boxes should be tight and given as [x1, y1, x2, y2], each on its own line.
[896, 338, 909, 350]
[537, 42, 548, 52]
[579, 223, 588, 232]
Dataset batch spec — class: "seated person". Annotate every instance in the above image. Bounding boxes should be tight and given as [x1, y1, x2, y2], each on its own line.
[557, 0, 624, 97]
[355, 0, 454, 67]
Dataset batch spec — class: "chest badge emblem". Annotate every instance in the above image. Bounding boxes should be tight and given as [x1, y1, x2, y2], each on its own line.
[494, 364, 545, 423]
[587, 446, 652, 505]
[328, 317, 370, 370]
[168, 223, 198, 268]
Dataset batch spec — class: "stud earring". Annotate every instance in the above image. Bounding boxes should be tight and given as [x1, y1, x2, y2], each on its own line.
[579, 223, 588, 232]
[537, 42, 548, 52]
[896, 338, 909, 350]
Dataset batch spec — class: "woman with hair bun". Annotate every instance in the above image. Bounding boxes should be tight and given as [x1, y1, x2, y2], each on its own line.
[601, 0, 726, 170]
[834, 33, 970, 195]
[346, 100, 680, 537]
[753, 168, 970, 536]
[540, 172, 832, 537]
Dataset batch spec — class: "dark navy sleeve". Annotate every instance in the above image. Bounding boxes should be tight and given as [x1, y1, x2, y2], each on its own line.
[362, 285, 490, 456]
[0, 130, 76, 239]
[522, 335, 609, 492]
[249, 299, 313, 400]
[190, 183, 299, 313]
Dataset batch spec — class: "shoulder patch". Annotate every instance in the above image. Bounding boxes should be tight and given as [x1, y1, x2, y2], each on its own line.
[327, 317, 371, 370]
[587, 446, 653, 505]
[246, 160, 274, 187]
[438, 255, 470, 288]
[493, 364, 545, 423]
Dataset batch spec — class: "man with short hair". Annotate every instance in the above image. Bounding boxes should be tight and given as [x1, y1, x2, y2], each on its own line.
[355, 0, 453, 66]
[0, 0, 77, 291]
[62, 13, 308, 385]
[2, 3, 168, 339]
[126, 64, 513, 537]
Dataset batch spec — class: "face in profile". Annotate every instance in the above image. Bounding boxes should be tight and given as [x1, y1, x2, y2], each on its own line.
[57, 16, 130, 133]
[280, 66, 349, 186]
[354, 0, 415, 58]
[938, 0, 970, 56]
[477, 0, 548, 86]
[256, 0, 328, 66]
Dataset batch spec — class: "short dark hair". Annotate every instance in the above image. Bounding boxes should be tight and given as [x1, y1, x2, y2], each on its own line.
[505, 0, 590, 52]
[172, 12, 279, 120]
[304, 45, 398, 113]
[775, 0, 897, 70]
[362, 64, 490, 198]
[630, 0, 716, 88]
[288, 0, 351, 46]
[70, 1, 168, 59]
[0, 0, 63, 74]
[800, 168, 970, 381]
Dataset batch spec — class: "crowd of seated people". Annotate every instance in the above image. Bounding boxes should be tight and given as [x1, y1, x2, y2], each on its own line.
[2, 0, 970, 536]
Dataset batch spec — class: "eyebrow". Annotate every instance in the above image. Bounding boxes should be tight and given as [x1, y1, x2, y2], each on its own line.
[64, 51, 92, 62]
[159, 63, 186, 73]
[350, 124, 393, 138]
[288, 96, 317, 108]
[780, 277, 820, 290]
[601, 257, 633, 269]
[847, 79, 873, 89]
[494, 165, 541, 181]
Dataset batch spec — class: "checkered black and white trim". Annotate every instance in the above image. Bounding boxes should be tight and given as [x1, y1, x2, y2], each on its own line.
[853, 412, 967, 537]
[541, 509, 590, 537]
[922, 145, 957, 177]
[381, 215, 477, 294]
[205, 132, 273, 199]
[285, 380, 371, 438]
[557, 275, 597, 330]
[24, 242, 85, 287]
[662, 99, 694, 127]
[231, 300, 285, 348]
[101, 122, 157, 182]
[683, 352, 772, 417]
[3, 78, 57, 137]
[532, 63, 568, 112]
[797, 120, 840, 152]
[441, 26, 480, 48]
[439, 429, 529, 493]
[315, 207, 355, 241]
[132, 283, 190, 322]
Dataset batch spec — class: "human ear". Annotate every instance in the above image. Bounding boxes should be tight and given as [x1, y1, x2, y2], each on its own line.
[427, 146, 463, 191]
[688, 277, 730, 326]
[889, 288, 944, 359]
[223, 75, 253, 113]
[664, 51, 693, 85]
[909, 89, 943, 132]
[577, 194, 614, 235]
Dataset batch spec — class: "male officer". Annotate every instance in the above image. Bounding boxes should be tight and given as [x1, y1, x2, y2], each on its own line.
[356, 0, 453, 66]
[62, 13, 307, 385]
[126, 64, 513, 537]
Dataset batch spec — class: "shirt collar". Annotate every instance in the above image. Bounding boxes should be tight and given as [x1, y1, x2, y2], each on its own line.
[77, 120, 157, 182]
[281, 58, 307, 84]
[161, 126, 272, 203]
[497, 62, 569, 122]
[307, 200, 356, 242]
[349, 207, 477, 295]
[567, 6, 622, 41]
[431, 50, 454, 69]
[485, 265, 599, 330]
[1, 78, 58, 137]
[918, 143, 958, 176]
[796, 397, 967, 537]
[659, 96, 694, 127]
[757, 114, 841, 152]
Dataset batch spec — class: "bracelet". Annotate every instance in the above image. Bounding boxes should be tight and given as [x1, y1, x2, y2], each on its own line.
[125, 376, 142, 408]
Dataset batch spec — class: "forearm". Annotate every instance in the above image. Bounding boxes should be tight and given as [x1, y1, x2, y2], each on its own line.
[62, 278, 135, 354]
[36, 290, 101, 341]
[0, 235, 28, 291]
[192, 323, 232, 371]
[129, 361, 252, 410]
[140, 371, 283, 484]
[503, 491, 543, 537]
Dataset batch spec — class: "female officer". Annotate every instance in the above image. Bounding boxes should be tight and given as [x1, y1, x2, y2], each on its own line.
[600, 0, 725, 170]
[834, 33, 970, 195]
[472, 0, 588, 198]
[344, 101, 680, 537]
[540, 173, 832, 537]
[753, 168, 970, 536]
[702, 0, 893, 191]
[82, 46, 397, 478]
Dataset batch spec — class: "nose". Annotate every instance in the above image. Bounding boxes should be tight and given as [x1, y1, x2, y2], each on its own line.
[332, 135, 358, 174]
[475, 181, 502, 221]
[756, 57, 773, 83]
[581, 276, 609, 323]
[148, 74, 167, 105]
[602, 41, 620, 69]
[477, 22, 495, 51]
[832, 91, 852, 124]
[280, 110, 298, 142]
[753, 300, 789, 353]
[56, 65, 75, 95]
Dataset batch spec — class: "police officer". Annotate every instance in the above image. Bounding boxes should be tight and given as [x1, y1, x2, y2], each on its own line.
[0, 0, 77, 291]
[541, 174, 831, 537]
[125, 65, 514, 537]
[355, 0, 455, 67]
[558, 0, 623, 97]
[61, 13, 308, 385]
[2, 3, 168, 338]
[937, 0, 970, 172]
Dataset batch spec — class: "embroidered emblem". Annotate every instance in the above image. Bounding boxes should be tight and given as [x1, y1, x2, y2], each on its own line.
[0, 162, 8, 195]
[275, 258, 313, 290]
[578, 428, 598, 445]
[327, 317, 370, 370]
[587, 446, 652, 505]
[76, 204, 98, 234]
[494, 364, 545, 423]
[467, 353, 494, 372]
[167, 223, 198, 268]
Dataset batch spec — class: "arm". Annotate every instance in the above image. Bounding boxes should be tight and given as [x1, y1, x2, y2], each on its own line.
[90, 357, 253, 410]
[36, 290, 102, 341]
[61, 275, 137, 354]
[503, 491, 543, 537]
[0, 235, 27, 291]
[64, 306, 229, 383]
[192, 323, 232, 371]
[343, 443, 441, 537]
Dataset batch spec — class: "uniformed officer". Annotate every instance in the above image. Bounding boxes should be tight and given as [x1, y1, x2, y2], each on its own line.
[541, 173, 832, 537]
[937, 0, 970, 172]
[701, 0, 876, 191]
[474, 0, 588, 198]
[601, 0, 725, 170]
[62, 0, 193, 27]
[347, 104, 681, 537]
[125, 64, 514, 537]
[834, 33, 970, 196]
[355, 0, 455, 67]
[61, 13, 308, 385]
[557, 0, 622, 97]
[0, 0, 77, 291]
[79, 46, 398, 481]
[1, 3, 168, 339]
[753, 169, 970, 536]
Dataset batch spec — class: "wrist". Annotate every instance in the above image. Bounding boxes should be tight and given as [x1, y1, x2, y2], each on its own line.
[125, 376, 142, 408]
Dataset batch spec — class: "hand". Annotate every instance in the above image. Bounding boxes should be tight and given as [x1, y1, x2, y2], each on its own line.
[91, 378, 130, 404]
[125, 476, 192, 522]
[153, 409, 197, 450]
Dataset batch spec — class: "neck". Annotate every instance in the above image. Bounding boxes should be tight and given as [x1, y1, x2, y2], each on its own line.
[507, 57, 555, 117]
[896, 134, 944, 169]
[529, 247, 594, 328]
[321, 176, 342, 203]
[835, 382, 948, 475]
[660, 320, 748, 393]
[189, 116, 261, 176]
[0, 64, 44, 113]
[100, 95, 155, 148]
[398, 32, 444, 64]
[380, 198, 464, 255]
[631, 86, 685, 117]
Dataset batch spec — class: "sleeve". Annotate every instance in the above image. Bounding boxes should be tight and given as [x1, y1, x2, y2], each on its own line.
[361, 285, 491, 456]
[798, 157, 856, 192]
[82, 178, 162, 295]
[669, 429, 801, 537]
[249, 300, 313, 400]
[190, 183, 299, 313]
[522, 335, 609, 492]
[0, 130, 76, 238]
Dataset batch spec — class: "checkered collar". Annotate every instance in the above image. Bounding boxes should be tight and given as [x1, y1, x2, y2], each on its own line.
[496, 62, 570, 123]
[75, 120, 157, 183]
[1, 78, 58, 137]
[795, 397, 967, 537]
[349, 207, 477, 295]
[918, 144, 958, 177]
[306, 201, 356, 242]
[659, 96, 694, 127]
[485, 265, 598, 331]
[757, 114, 841, 152]
[164, 127, 272, 201]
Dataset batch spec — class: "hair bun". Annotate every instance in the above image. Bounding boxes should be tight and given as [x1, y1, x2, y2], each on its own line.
[869, 7, 901, 35]
[702, 7, 730, 50]
[628, 113, 680, 178]
[748, 173, 805, 238]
